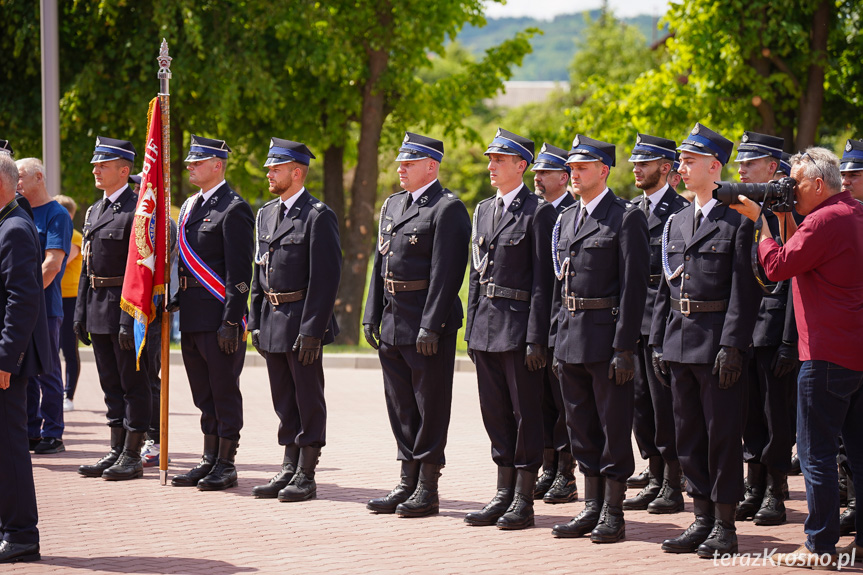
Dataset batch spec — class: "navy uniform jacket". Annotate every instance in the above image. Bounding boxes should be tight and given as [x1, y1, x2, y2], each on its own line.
[631, 186, 690, 336]
[465, 184, 557, 352]
[363, 181, 470, 345]
[178, 183, 254, 332]
[0, 204, 52, 378]
[73, 186, 137, 333]
[550, 191, 649, 364]
[751, 211, 798, 347]
[553, 192, 576, 214]
[650, 203, 761, 363]
[248, 190, 341, 352]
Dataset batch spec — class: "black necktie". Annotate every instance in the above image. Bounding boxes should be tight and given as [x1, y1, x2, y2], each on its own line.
[694, 209, 703, 234]
[278, 202, 287, 223]
[575, 206, 587, 233]
[642, 194, 650, 217]
[493, 196, 504, 230]
[403, 193, 414, 214]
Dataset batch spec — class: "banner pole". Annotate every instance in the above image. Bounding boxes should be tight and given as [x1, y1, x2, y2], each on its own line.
[157, 39, 173, 487]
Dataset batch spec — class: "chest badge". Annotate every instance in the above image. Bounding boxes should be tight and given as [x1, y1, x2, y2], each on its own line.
[409, 234, 418, 245]
[478, 236, 484, 246]
[386, 224, 392, 232]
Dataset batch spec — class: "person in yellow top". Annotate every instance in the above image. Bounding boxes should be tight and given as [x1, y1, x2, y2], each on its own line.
[55, 195, 82, 412]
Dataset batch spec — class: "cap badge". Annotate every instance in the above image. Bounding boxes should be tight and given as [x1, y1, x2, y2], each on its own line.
[540, 143, 547, 153]
[847, 141, 853, 152]
[741, 133, 749, 143]
[636, 135, 642, 144]
[404, 134, 410, 143]
[572, 136, 580, 147]
[495, 128, 502, 137]
[691, 125, 700, 135]
[269, 140, 274, 148]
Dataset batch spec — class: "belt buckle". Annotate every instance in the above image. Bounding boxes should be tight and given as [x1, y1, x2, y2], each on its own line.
[679, 297, 691, 317]
[485, 283, 496, 298]
[565, 294, 577, 311]
[266, 291, 279, 305]
[179, 277, 187, 290]
[89, 276, 96, 289]
[385, 279, 396, 295]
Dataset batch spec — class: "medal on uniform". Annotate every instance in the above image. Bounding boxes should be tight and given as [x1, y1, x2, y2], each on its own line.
[409, 235, 418, 245]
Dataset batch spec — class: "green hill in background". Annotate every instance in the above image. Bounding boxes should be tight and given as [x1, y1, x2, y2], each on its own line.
[455, 10, 666, 81]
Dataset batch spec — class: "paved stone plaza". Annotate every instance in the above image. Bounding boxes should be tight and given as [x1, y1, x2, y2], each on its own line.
[7, 353, 859, 574]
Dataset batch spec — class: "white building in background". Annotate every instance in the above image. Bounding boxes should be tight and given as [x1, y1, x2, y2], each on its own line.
[487, 81, 570, 108]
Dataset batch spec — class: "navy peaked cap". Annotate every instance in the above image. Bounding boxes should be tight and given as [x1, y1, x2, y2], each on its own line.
[184, 134, 231, 162]
[567, 134, 615, 167]
[840, 139, 863, 172]
[735, 131, 784, 162]
[485, 128, 534, 163]
[91, 136, 137, 164]
[629, 133, 676, 163]
[396, 132, 444, 163]
[678, 123, 733, 165]
[532, 143, 570, 174]
[265, 138, 315, 167]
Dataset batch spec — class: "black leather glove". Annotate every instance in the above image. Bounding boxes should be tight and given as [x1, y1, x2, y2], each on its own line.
[118, 324, 135, 352]
[416, 328, 440, 356]
[363, 323, 381, 350]
[250, 329, 266, 358]
[713, 346, 744, 389]
[608, 349, 635, 385]
[525, 343, 547, 372]
[165, 293, 180, 313]
[771, 342, 798, 378]
[217, 321, 240, 355]
[73, 321, 91, 346]
[293, 334, 322, 366]
[467, 348, 476, 364]
[651, 346, 669, 387]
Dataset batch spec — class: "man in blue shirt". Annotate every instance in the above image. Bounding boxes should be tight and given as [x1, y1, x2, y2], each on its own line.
[16, 158, 71, 455]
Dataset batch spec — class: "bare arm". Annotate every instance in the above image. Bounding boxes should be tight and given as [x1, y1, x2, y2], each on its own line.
[42, 248, 65, 288]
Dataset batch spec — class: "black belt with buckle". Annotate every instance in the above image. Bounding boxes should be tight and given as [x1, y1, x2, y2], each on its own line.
[179, 276, 202, 290]
[266, 289, 307, 305]
[648, 274, 662, 286]
[385, 279, 430, 295]
[89, 275, 124, 288]
[565, 295, 619, 311]
[484, 283, 530, 302]
[671, 297, 728, 316]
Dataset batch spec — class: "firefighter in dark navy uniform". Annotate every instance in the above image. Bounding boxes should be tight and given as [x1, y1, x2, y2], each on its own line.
[74, 137, 152, 482]
[464, 128, 556, 530]
[651, 123, 761, 557]
[530, 143, 578, 504]
[363, 132, 470, 518]
[624, 134, 689, 514]
[549, 134, 649, 543]
[171, 135, 254, 491]
[248, 138, 341, 502]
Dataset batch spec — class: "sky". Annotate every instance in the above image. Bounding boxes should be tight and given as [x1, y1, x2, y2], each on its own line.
[484, 0, 670, 19]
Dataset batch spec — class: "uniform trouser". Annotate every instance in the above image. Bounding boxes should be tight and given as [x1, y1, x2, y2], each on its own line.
[634, 337, 678, 463]
[140, 319, 163, 442]
[742, 345, 796, 472]
[59, 297, 80, 400]
[26, 317, 64, 439]
[541, 353, 569, 453]
[0, 375, 39, 545]
[91, 332, 152, 432]
[670, 362, 745, 504]
[181, 331, 244, 441]
[474, 350, 543, 472]
[378, 335, 456, 464]
[558, 360, 635, 483]
[265, 348, 327, 449]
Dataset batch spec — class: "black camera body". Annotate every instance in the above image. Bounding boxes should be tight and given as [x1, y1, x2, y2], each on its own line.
[712, 177, 797, 212]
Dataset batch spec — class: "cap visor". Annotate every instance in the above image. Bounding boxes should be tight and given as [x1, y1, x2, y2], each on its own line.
[628, 154, 662, 163]
[263, 157, 292, 167]
[184, 153, 215, 163]
[531, 162, 566, 172]
[90, 154, 122, 164]
[840, 161, 863, 172]
[677, 143, 716, 157]
[735, 151, 770, 162]
[395, 151, 431, 162]
[565, 153, 601, 164]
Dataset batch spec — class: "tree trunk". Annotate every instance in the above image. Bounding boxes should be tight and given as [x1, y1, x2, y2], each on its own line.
[749, 55, 776, 135]
[171, 114, 186, 207]
[322, 144, 346, 241]
[333, 32, 391, 345]
[796, 0, 831, 150]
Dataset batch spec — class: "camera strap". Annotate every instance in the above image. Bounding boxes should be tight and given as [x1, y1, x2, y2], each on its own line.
[751, 203, 785, 295]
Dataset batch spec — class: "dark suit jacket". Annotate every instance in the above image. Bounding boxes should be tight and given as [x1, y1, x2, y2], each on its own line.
[650, 202, 761, 364]
[465, 184, 557, 352]
[248, 190, 341, 352]
[0, 202, 52, 377]
[752, 210, 799, 347]
[553, 192, 577, 214]
[631, 185, 690, 336]
[363, 181, 470, 346]
[177, 182, 254, 332]
[74, 186, 137, 333]
[550, 191, 649, 364]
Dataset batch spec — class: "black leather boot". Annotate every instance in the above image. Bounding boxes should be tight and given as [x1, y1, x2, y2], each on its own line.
[736, 462, 766, 520]
[78, 427, 125, 477]
[278, 445, 319, 502]
[648, 458, 685, 514]
[697, 502, 738, 557]
[591, 478, 626, 543]
[662, 497, 714, 553]
[534, 449, 557, 498]
[627, 464, 650, 488]
[624, 455, 663, 510]
[753, 470, 787, 526]
[465, 467, 515, 526]
[789, 452, 801, 475]
[368, 460, 420, 513]
[543, 450, 578, 504]
[840, 479, 857, 535]
[396, 463, 442, 518]
[172, 434, 219, 487]
[552, 475, 604, 538]
[840, 464, 849, 507]
[252, 444, 299, 498]
[197, 437, 239, 491]
[102, 431, 145, 481]
[497, 469, 536, 530]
